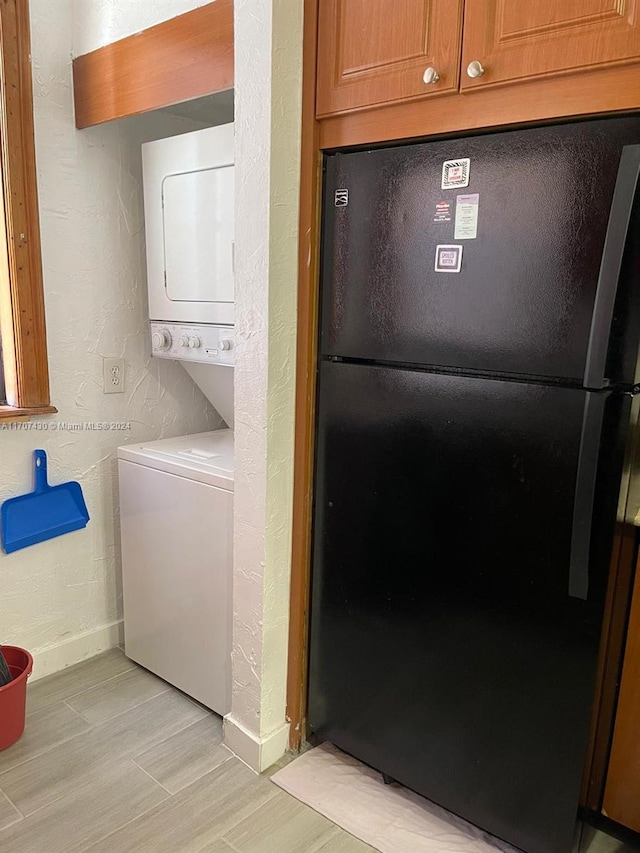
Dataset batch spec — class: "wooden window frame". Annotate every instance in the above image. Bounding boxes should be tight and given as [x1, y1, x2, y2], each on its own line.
[0, 0, 55, 419]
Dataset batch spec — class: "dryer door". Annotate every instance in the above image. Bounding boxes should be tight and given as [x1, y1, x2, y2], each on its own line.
[163, 165, 234, 308]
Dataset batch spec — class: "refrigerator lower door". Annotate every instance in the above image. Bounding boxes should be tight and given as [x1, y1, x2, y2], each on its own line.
[308, 362, 627, 853]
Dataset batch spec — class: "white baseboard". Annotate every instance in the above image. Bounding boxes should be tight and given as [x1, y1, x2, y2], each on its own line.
[224, 714, 290, 772]
[30, 620, 124, 681]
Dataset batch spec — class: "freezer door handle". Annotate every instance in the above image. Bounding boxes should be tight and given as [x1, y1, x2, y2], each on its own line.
[569, 392, 608, 599]
[584, 145, 640, 390]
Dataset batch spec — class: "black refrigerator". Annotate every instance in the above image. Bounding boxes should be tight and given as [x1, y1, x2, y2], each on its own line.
[307, 118, 640, 853]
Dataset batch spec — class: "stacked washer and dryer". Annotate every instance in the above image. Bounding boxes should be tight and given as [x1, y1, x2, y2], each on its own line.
[118, 123, 235, 715]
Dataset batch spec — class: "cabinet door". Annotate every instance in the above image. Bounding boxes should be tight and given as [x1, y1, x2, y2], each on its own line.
[316, 0, 463, 117]
[603, 551, 640, 831]
[461, 1, 640, 91]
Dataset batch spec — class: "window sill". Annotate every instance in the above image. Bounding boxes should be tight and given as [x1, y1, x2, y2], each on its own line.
[0, 404, 57, 422]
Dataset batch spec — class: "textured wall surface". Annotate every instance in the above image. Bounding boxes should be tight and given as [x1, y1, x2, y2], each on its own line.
[264, 0, 304, 740]
[230, 0, 303, 760]
[0, 0, 219, 671]
[71, 0, 211, 56]
[232, 0, 271, 740]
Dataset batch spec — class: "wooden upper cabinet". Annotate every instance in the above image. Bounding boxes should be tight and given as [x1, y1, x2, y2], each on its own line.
[316, 0, 464, 117]
[461, 0, 640, 91]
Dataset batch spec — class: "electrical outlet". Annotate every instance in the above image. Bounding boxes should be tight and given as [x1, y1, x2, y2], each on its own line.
[103, 357, 125, 394]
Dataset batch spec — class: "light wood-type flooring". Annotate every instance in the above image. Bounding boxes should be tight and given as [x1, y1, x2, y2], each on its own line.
[0, 649, 633, 853]
[0, 649, 373, 852]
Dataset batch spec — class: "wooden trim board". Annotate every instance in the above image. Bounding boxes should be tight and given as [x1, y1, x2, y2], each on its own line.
[319, 64, 640, 149]
[72, 0, 234, 129]
[286, 0, 322, 752]
[0, 405, 57, 422]
[0, 0, 52, 410]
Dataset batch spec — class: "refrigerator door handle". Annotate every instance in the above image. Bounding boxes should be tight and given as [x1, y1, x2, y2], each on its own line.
[569, 392, 608, 600]
[584, 145, 640, 390]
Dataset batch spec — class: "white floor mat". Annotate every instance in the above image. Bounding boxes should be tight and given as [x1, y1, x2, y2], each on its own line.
[271, 743, 519, 853]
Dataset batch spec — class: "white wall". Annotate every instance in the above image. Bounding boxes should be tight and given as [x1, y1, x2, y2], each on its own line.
[224, 0, 303, 771]
[0, 0, 220, 678]
[72, 0, 211, 56]
[25, 0, 305, 773]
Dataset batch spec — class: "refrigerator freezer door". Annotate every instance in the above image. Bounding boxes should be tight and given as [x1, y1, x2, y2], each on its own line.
[308, 362, 627, 853]
[320, 118, 640, 384]
[584, 145, 640, 389]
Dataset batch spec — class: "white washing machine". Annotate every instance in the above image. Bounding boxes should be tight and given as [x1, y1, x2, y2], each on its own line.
[118, 429, 233, 715]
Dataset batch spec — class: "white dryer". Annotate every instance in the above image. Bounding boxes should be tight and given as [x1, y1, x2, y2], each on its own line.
[143, 122, 234, 327]
[142, 123, 235, 426]
[118, 430, 233, 715]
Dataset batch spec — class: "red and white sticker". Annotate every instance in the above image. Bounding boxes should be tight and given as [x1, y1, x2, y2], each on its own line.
[441, 158, 470, 190]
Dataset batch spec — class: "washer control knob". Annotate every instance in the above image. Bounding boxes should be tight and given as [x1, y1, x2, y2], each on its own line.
[188, 336, 201, 349]
[177, 335, 189, 348]
[220, 339, 232, 351]
[152, 330, 172, 350]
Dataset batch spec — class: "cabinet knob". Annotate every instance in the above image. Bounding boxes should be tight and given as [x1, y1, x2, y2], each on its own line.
[466, 60, 485, 79]
[422, 67, 440, 85]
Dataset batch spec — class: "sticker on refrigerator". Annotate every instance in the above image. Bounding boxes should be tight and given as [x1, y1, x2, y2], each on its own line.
[334, 189, 349, 207]
[433, 201, 452, 223]
[454, 193, 479, 239]
[435, 244, 463, 273]
[441, 158, 470, 190]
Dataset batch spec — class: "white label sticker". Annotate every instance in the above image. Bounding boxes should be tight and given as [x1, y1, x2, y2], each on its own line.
[334, 189, 349, 207]
[442, 158, 470, 190]
[435, 244, 463, 273]
[454, 193, 479, 239]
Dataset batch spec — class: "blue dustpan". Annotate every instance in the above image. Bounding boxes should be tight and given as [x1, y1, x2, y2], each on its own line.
[1, 450, 90, 554]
